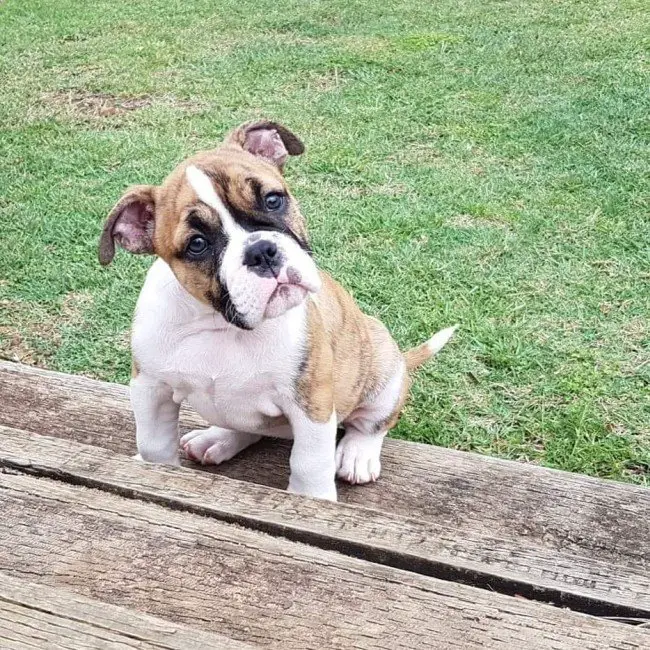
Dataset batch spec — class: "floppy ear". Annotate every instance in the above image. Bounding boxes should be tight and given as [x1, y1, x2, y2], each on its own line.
[98, 185, 156, 266]
[227, 120, 305, 170]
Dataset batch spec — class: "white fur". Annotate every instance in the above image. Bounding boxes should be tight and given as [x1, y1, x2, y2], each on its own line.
[285, 409, 337, 500]
[130, 375, 180, 465]
[186, 165, 241, 236]
[427, 325, 458, 354]
[335, 430, 384, 484]
[181, 427, 261, 465]
[220, 230, 321, 328]
[131, 259, 337, 500]
[132, 260, 306, 433]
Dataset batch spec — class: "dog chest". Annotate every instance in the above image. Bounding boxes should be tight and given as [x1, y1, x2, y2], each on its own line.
[132, 261, 307, 431]
[144, 329, 302, 429]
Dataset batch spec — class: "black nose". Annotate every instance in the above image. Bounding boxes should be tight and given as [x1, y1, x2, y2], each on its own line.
[243, 239, 281, 276]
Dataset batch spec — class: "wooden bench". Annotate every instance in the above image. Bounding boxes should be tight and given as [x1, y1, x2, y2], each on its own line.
[0, 359, 648, 648]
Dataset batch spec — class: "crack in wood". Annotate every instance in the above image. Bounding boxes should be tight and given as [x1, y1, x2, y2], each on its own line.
[2, 454, 648, 623]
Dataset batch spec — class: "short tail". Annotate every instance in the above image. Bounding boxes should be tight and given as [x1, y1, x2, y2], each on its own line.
[404, 325, 458, 371]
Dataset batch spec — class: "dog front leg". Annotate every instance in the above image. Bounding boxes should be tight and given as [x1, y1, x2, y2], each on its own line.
[130, 373, 181, 465]
[286, 409, 337, 501]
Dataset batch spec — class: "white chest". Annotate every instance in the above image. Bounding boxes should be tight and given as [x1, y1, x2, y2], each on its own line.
[131, 260, 306, 433]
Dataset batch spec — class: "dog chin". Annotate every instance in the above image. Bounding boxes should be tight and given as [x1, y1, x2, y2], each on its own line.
[264, 284, 308, 319]
[227, 276, 310, 329]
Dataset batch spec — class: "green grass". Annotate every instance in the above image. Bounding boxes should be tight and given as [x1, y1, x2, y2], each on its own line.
[1, 0, 648, 484]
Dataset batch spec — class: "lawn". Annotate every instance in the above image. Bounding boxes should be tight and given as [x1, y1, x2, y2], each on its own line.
[0, 0, 648, 484]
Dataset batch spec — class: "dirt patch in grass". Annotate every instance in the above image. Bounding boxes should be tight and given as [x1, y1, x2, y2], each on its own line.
[389, 143, 443, 165]
[0, 292, 93, 366]
[620, 317, 648, 342]
[445, 213, 511, 229]
[280, 68, 349, 95]
[307, 69, 347, 92]
[344, 182, 408, 198]
[40, 90, 201, 121]
[43, 91, 153, 118]
[0, 299, 58, 365]
[61, 291, 93, 322]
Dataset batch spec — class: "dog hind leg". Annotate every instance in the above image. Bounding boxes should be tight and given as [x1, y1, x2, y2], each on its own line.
[336, 360, 408, 484]
[335, 426, 386, 484]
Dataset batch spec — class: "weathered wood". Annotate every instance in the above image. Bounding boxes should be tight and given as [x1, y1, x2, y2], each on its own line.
[0, 572, 253, 649]
[1, 360, 648, 617]
[1, 425, 648, 619]
[1, 471, 648, 649]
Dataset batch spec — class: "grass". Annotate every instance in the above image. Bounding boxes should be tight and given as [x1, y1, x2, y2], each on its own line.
[0, 0, 648, 484]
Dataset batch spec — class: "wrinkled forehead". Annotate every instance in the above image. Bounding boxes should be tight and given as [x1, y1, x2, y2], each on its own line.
[161, 147, 286, 213]
[153, 146, 310, 257]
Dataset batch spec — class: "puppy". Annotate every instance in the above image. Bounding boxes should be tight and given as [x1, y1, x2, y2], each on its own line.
[99, 120, 455, 501]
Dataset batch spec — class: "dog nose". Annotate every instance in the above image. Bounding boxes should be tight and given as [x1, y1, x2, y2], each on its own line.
[243, 239, 280, 275]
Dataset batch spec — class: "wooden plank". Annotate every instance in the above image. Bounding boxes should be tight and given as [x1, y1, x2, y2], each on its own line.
[0, 471, 648, 649]
[0, 572, 253, 649]
[1, 425, 648, 619]
[2, 361, 648, 617]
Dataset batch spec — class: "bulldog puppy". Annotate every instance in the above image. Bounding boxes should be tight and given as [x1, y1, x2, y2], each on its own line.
[99, 120, 455, 501]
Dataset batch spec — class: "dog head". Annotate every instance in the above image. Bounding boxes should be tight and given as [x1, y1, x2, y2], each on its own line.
[99, 120, 320, 329]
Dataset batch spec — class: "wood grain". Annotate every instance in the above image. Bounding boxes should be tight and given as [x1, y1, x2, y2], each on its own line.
[1, 425, 648, 618]
[0, 471, 648, 649]
[1, 360, 648, 617]
[0, 572, 253, 649]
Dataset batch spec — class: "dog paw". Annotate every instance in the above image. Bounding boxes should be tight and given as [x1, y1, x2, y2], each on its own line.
[335, 432, 383, 484]
[181, 427, 258, 465]
[132, 451, 180, 466]
[287, 481, 338, 502]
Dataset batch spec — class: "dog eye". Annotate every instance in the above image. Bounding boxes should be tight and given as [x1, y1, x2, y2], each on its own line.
[187, 236, 209, 256]
[264, 192, 285, 211]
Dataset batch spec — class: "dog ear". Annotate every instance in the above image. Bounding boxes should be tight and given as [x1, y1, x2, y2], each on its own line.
[227, 120, 305, 169]
[99, 185, 156, 266]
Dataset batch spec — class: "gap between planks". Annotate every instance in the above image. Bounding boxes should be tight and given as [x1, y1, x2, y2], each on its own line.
[0, 425, 648, 622]
[1, 470, 649, 649]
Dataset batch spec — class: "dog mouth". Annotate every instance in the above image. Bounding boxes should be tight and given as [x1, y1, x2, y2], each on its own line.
[264, 283, 307, 318]
[269, 282, 305, 301]
[262, 265, 315, 318]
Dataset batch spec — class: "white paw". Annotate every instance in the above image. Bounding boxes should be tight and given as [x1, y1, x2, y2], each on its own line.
[180, 427, 256, 465]
[132, 451, 180, 466]
[287, 482, 338, 502]
[335, 432, 383, 484]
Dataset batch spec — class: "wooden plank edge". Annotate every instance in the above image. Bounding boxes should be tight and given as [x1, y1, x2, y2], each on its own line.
[1, 425, 648, 622]
[3, 359, 648, 496]
[0, 571, 255, 649]
[3, 472, 650, 650]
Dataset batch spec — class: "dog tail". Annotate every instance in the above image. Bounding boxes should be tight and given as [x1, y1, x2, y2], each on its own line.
[404, 325, 457, 371]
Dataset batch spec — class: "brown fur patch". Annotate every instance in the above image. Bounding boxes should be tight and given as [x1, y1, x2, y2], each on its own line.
[295, 300, 335, 423]
[404, 342, 433, 371]
[296, 274, 406, 426]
